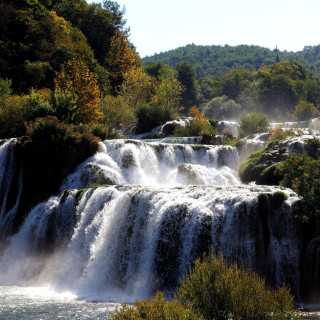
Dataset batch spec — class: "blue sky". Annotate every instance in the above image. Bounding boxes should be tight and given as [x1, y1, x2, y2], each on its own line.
[88, 0, 320, 58]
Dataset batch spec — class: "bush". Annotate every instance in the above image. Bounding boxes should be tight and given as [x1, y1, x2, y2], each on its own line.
[24, 90, 55, 121]
[202, 95, 242, 119]
[269, 128, 286, 141]
[0, 95, 28, 138]
[88, 124, 110, 141]
[135, 103, 173, 134]
[53, 90, 78, 123]
[111, 291, 202, 320]
[239, 112, 270, 136]
[99, 95, 136, 132]
[293, 101, 319, 121]
[276, 153, 320, 225]
[257, 164, 281, 185]
[176, 252, 300, 320]
[0, 78, 12, 101]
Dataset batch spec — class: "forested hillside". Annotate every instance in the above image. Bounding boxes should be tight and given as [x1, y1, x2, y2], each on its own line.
[0, 0, 186, 139]
[143, 44, 320, 79]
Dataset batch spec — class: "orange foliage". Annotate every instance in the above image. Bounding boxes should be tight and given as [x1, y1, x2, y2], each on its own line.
[55, 59, 103, 124]
[189, 106, 208, 125]
[105, 29, 136, 88]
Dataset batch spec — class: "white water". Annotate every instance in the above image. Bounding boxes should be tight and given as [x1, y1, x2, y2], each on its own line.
[0, 286, 118, 319]
[0, 136, 311, 318]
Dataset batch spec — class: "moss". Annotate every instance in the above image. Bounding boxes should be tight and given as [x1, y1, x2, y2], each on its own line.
[273, 191, 288, 209]
[257, 164, 281, 185]
[267, 139, 280, 148]
[238, 148, 266, 183]
[60, 189, 69, 204]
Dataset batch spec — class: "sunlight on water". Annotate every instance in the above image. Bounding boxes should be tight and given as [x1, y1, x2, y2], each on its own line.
[0, 286, 120, 319]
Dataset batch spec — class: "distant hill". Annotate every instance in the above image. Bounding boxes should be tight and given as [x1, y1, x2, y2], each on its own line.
[143, 44, 320, 79]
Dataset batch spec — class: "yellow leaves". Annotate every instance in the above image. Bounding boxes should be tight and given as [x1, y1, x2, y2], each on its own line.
[189, 106, 208, 124]
[50, 10, 70, 37]
[105, 29, 136, 88]
[55, 59, 103, 124]
[120, 66, 156, 109]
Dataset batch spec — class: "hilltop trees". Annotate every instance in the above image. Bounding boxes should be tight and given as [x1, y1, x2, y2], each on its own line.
[143, 43, 320, 79]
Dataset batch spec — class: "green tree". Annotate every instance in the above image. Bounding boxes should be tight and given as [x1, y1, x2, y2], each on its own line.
[176, 60, 199, 109]
[201, 95, 242, 120]
[152, 65, 183, 117]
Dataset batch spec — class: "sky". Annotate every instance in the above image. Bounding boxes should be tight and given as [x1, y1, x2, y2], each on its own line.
[88, 0, 320, 58]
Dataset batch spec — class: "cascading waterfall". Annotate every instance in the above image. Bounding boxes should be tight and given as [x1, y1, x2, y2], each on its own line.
[0, 138, 306, 302]
[0, 139, 22, 242]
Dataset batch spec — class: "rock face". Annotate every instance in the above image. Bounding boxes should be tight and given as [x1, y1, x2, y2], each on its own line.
[239, 135, 319, 184]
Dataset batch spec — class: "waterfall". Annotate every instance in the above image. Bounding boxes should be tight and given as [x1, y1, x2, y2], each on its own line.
[0, 139, 22, 242]
[0, 184, 300, 300]
[0, 138, 305, 301]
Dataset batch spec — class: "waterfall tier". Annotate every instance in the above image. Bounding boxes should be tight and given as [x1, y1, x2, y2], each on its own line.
[0, 184, 300, 300]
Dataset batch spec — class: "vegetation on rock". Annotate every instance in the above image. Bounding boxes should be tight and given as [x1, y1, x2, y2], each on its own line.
[14, 116, 100, 225]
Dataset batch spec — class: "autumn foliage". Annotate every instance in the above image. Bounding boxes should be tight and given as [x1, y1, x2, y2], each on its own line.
[105, 29, 136, 89]
[55, 58, 103, 124]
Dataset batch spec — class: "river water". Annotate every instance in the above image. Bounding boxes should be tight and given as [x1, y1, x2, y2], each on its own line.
[0, 286, 120, 319]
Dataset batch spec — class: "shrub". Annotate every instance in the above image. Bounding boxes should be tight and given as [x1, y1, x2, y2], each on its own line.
[202, 95, 242, 119]
[293, 101, 319, 121]
[0, 78, 12, 101]
[176, 252, 300, 320]
[276, 153, 320, 225]
[0, 95, 27, 138]
[257, 164, 281, 185]
[111, 291, 202, 320]
[53, 90, 78, 123]
[239, 112, 270, 136]
[24, 90, 55, 121]
[87, 124, 110, 141]
[269, 128, 286, 141]
[174, 107, 216, 137]
[135, 103, 172, 134]
[223, 128, 234, 139]
[100, 95, 136, 132]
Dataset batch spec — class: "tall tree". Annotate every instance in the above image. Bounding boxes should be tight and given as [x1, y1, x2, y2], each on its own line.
[105, 29, 136, 91]
[152, 65, 183, 116]
[55, 58, 103, 124]
[176, 60, 198, 110]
